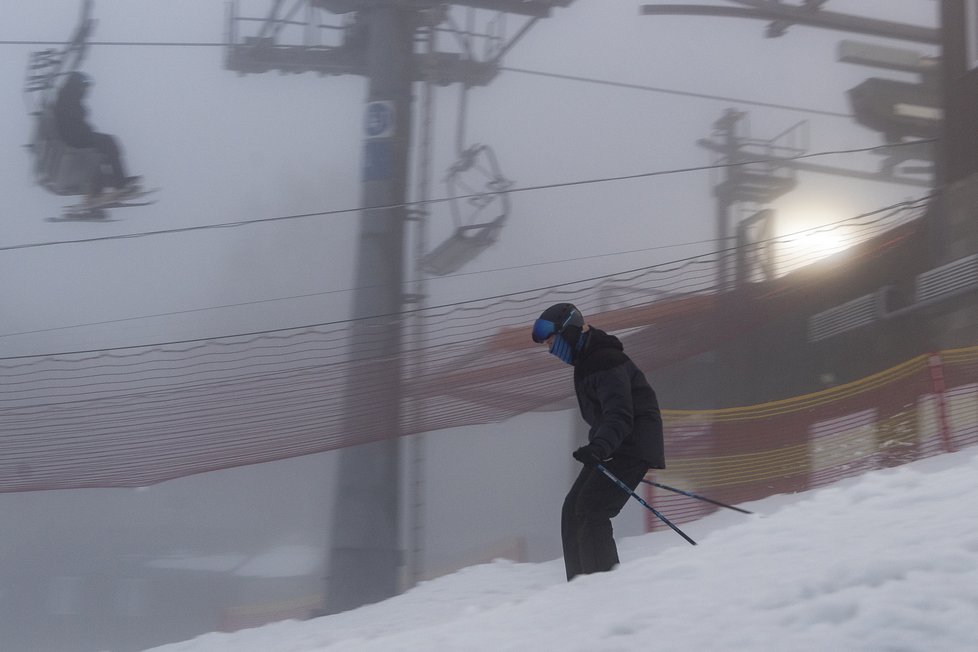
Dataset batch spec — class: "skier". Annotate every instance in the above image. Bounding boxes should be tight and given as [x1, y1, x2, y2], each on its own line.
[531, 302, 666, 581]
[53, 71, 139, 201]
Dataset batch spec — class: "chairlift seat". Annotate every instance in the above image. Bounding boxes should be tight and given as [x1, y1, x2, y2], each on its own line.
[420, 223, 502, 276]
[31, 107, 102, 195]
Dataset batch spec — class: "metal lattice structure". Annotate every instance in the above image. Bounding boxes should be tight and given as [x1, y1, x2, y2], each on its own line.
[225, 0, 573, 84]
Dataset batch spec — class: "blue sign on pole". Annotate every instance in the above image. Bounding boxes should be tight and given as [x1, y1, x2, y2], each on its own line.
[365, 101, 395, 139]
[364, 140, 392, 181]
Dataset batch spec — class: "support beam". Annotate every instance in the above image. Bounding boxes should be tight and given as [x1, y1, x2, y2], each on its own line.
[640, 2, 939, 45]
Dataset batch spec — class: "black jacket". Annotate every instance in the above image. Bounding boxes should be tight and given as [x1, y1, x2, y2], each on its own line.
[573, 328, 665, 468]
[53, 76, 97, 147]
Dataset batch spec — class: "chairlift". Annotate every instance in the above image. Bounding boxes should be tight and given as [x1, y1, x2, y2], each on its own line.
[23, 0, 103, 197]
[421, 143, 513, 276]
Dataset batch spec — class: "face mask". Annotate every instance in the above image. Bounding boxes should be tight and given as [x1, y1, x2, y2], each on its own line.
[549, 333, 575, 365]
[549, 327, 588, 365]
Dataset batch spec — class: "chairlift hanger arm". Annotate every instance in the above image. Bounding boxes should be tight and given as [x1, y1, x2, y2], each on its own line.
[640, 1, 939, 45]
[69, 0, 96, 54]
[24, 0, 96, 104]
[58, 0, 97, 79]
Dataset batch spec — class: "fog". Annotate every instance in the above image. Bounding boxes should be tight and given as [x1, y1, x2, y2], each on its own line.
[0, 1, 940, 650]
[0, 1, 937, 354]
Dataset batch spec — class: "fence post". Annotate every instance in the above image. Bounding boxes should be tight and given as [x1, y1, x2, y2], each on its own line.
[927, 352, 955, 453]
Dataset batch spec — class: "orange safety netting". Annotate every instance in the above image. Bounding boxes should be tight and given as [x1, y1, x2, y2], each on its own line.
[3, 201, 970, 495]
[643, 346, 978, 531]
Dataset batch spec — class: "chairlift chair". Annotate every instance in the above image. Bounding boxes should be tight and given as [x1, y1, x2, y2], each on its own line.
[22, 0, 102, 198]
[421, 143, 513, 276]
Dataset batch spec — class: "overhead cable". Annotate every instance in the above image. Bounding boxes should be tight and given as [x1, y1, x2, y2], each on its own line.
[0, 193, 931, 363]
[500, 66, 853, 118]
[1, 139, 936, 253]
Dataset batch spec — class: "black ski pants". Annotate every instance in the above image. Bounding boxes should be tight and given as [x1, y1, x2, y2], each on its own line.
[65, 131, 127, 192]
[88, 132, 127, 191]
[561, 455, 650, 581]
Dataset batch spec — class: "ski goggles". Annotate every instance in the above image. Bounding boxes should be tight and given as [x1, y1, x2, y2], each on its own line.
[531, 318, 559, 343]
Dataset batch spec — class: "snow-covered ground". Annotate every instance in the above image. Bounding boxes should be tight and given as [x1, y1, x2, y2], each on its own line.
[149, 449, 978, 652]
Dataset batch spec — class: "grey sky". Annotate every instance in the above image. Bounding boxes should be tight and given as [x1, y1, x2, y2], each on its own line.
[0, 0, 937, 357]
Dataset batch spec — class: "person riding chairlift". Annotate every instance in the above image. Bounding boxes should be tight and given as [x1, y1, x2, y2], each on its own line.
[53, 71, 140, 201]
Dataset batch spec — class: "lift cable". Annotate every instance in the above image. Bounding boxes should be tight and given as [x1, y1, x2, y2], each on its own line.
[0, 193, 932, 362]
[0, 138, 936, 254]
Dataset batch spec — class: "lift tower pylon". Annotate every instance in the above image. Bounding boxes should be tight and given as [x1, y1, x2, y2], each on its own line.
[226, 0, 575, 615]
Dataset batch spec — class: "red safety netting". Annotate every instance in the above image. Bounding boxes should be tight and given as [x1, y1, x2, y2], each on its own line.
[3, 199, 973, 494]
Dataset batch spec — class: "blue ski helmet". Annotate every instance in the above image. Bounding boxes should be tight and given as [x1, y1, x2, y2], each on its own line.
[532, 303, 585, 365]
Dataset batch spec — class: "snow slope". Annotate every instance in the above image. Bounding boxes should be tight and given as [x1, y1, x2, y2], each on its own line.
[149, 449, 978, 652]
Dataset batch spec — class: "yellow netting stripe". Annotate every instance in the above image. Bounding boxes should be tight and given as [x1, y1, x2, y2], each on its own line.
[942, 345, 978, 365]
[663, 354, 929, 422]
[652, 344, 978, 488]
[663, 446, 810, 486]
[662, 424, 915, 488]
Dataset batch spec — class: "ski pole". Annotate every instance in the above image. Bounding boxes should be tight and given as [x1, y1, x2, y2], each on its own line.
[641, 480, 753, 514]
[595, 463, 696, 546]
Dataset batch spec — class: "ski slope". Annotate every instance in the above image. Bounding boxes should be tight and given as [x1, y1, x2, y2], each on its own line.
[149, 449, 978, 652]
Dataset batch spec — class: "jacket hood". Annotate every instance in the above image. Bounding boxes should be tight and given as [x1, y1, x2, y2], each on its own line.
[580, 327, 623, 357]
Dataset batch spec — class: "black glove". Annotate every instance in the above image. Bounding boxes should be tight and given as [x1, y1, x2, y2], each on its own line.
[573, 442, 610, 467]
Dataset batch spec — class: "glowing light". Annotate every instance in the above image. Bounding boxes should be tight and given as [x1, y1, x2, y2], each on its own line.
[794, 229, 848, 258]
[775, 205, 852, 275]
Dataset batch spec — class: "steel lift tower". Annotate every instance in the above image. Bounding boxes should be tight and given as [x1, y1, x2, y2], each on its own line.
[226, 0, 574, 614]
